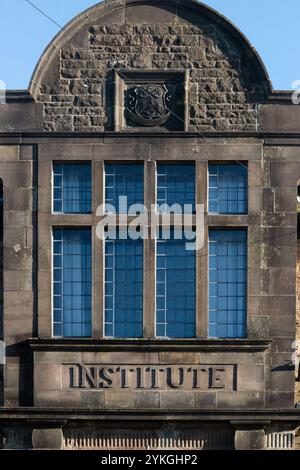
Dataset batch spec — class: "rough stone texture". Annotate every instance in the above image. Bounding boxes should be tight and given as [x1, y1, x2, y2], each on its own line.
[39, 22, 266, 132]
[296, 240, 300, 404]
[297, 245, 300, 441]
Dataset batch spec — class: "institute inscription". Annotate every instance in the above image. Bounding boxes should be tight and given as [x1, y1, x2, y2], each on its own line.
[63, 364, 236, 391]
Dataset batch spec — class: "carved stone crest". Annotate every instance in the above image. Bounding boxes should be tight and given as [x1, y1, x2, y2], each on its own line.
[125, 84, 172, 127]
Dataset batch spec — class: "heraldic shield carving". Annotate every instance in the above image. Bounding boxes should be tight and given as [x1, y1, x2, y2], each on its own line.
[125, 84, 172, 127]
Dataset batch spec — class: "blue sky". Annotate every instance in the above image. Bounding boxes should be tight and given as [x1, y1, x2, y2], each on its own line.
[0, 0, 298, 90]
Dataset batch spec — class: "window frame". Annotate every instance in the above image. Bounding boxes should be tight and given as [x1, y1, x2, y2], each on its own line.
[103, 234, 144, 339]
[49, 158, 250, 341]
[208, 228, 248, 339]
[208, 161, 248, 215]
[51, 226, 92, 339]
[155, 227, 197, 339]
[52, 161, 92, 215]
[156, 161, 196, 214]
[104, 161, 145, 214]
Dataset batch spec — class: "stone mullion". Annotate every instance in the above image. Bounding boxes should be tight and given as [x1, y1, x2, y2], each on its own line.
[196, 161, 208, 338]
[143, 161, 156, 338]
[247, 159, 264, 340]
[92, 161, 104, 339]
[38, 160, 52, 338]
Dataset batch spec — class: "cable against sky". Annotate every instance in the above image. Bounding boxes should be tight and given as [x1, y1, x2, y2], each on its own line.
[22, 0, 278, 199]
[24, 0, 63, 29]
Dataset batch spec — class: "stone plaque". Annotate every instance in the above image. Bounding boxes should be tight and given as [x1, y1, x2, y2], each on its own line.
[114, 70, 187, 131]
[63, 364, 236, 391]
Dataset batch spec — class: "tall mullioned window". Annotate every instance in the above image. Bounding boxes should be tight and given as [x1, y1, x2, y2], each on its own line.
[104, 163, 144, 338]
[51, 160, 248, 341]
[53, 163, 92, 214]
[157, 163, 195, 213]
[105, 163, 144, 212]
[53, 228, 92, 337]
[105, 235, 143, 338]
[156, 229, 196, 338]
[208, 163, 248, 214]
[208, 230, 247, 338]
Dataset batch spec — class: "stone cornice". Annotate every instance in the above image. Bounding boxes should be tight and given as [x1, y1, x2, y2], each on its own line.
[0, 408, 299, 423]
[28, 338, 272, 352]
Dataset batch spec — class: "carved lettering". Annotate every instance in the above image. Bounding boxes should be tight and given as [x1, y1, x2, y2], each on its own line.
[167, 367, 185, 389]
[63, 364, 236, 391]
[81, 365, 99, 389]
[99, 367, 116, 388]
[136, 367, 146, 389]
[150, 368, 160, 389]
[211, 367, 226, 389]
[192, 367, 209, 389]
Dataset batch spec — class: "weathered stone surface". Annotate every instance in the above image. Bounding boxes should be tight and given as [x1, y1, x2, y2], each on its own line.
[39, 19, 266, 132]
[234, 429, 265, 450]
[0, 0, 299, 451]
[261, 105, 300, 133]
[32, 428, 63, 450]
[0, 104, 43, 132]
[295, 241, 300, 404]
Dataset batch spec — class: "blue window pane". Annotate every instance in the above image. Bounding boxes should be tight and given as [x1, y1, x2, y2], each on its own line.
[63, 323, 72, 337]
[105, 324, 114, 337]
[156, 229, 195, 338]
[53, 163, 92, 214]
[53, 310, 62, 322]
[82, 324, 92, 337]
[53, 201, 62, 213]
[156, 324, 166, 337]
[53, 323, 62, 337]
[53, 229, 92, 338]
[209, 230, 247, 339]
[157, 163, 195, 213]
[105, 164, 144, 212]
[208, 164, 248, 214]
[104, 235, 143, 338]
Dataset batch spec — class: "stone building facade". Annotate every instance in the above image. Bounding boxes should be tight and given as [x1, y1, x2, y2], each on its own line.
[0, 0, 300, 450]
[296, 241, 300, 401]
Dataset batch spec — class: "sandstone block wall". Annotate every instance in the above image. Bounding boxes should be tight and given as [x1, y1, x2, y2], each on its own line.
[39, 22, 266, 132]
[296, 239, 300, 404]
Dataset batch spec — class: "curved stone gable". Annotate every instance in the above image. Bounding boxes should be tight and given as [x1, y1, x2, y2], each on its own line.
[31, 0, 272, 132]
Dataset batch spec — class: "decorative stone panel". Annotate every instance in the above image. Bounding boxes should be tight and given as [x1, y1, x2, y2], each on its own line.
[31, 346, 268, 410]
[114, 70, 187, 131]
